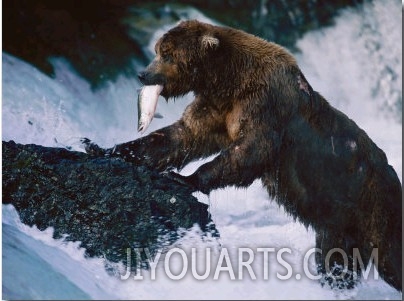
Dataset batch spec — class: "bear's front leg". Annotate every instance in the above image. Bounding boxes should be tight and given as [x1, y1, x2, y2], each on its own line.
[82, 121, 193, 171]
[82, 120, 222, 172]
[176, 135, 271, 194]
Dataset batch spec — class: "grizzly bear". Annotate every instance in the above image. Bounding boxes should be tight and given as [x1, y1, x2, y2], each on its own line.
[83, 20, 402, 290]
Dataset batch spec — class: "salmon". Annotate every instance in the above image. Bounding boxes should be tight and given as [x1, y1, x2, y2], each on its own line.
[137, 85, 163, 134]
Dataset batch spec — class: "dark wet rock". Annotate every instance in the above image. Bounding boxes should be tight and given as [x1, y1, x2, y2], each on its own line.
[3, 0, 146, 90]
[2, 140, 218, 268]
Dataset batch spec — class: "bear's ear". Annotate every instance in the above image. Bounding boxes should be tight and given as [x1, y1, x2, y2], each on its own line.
[201, 35, 219, 51]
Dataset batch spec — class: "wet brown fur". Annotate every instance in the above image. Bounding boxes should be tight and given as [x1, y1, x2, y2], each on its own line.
[86, 20, 402, 290]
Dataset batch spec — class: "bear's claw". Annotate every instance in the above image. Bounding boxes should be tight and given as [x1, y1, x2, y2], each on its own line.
[163, 171, 199, 192]
[80, 138, 107, 157]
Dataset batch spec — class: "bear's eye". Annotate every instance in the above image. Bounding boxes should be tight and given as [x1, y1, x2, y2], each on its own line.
[162, 54, 173, 64]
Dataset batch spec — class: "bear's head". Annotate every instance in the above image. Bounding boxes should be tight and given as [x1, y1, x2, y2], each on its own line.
[138, 20, 219, 99]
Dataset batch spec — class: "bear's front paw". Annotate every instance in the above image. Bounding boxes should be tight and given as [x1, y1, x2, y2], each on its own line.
[80, 138, 107, 157]
[162, 171, 202, 193]
[163, 171, 211, 194]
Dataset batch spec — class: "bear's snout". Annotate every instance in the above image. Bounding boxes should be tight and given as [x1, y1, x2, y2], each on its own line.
[137, 70, 166, 86]
[138, 71, 147, 83]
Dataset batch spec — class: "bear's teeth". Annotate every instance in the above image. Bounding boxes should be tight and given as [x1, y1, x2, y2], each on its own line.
[137, 85, 163, 134]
